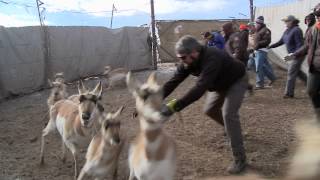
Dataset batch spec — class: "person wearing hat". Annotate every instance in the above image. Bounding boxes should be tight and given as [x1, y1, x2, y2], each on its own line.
[269, 15, 304, 98]
[286, 3, 320, 119]
[252, 16, 276, 89]
[202, 31, 225, 50]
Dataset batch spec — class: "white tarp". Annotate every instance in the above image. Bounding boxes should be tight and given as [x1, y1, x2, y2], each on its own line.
[0, 26, 152, 99]
[256, 0, 319, 74]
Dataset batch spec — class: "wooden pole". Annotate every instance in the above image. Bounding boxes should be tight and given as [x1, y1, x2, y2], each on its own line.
[110, 4, 115, 28]
[35, 0, 43, 26]
[150, 0, 157, 70]
[249, 0, 254, 22]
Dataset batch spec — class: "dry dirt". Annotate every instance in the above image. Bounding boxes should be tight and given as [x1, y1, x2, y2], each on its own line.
[0, 64, 314, 180]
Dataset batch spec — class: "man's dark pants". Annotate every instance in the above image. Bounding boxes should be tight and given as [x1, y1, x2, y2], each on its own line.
[203, 74, 248, 161]
[307, 71, 320, 108]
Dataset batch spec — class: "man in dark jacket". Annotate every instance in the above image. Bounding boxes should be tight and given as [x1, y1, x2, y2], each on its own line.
[269, 15, 304, 98]
[222, 22, 235, 43]
[225, 24, 250, 65]
[161, 35, 248, 174]
[288, 3, 320, 118]
[253, 16, 277, 89]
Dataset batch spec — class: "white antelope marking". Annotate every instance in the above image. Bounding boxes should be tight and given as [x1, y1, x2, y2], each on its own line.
[126, 72, 176, 180]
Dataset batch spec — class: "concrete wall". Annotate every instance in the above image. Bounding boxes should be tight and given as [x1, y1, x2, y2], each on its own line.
[0, 26, 152, 99]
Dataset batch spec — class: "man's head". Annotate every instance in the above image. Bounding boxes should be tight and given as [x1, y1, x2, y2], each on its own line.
[203, 32, 214, 40]
[282, 15, 299, 28]
[314, 3, 320, 22]
[221, 22, 234, 38]
[305, 13, 316, 27]
[175, 35, 202, 66]
[255, 16, 264, 29]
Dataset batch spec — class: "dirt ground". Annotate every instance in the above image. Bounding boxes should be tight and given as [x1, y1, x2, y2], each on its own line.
[0, 64, 314, 180]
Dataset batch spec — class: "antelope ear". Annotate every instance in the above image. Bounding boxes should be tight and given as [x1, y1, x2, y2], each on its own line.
[78, 80, 87, 94]
[126, 72, 141, 94]
[112, 106, 125, 118]
[146, 72, 157, 86]
[103, 66, 112, 75]
[92, 81, 103, 97]
[48, 79, 53, 87]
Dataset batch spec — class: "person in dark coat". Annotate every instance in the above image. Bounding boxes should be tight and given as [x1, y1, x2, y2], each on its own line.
[269, 15, 304, 98]
[161, 35, 248, 174]
[287, 3, 320, 119]
[252, 16, 277, 89]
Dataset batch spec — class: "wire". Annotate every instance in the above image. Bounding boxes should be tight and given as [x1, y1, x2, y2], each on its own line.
[1, 1, 143, 15]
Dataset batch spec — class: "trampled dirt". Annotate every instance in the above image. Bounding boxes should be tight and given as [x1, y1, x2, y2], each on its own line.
[0, 64, 314, 180]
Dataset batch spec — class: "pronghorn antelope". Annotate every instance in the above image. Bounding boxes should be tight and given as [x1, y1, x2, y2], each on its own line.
[103, 65, 128, 89]
[126, 72, 176, 180]
[77, 106, 125, 180]
[40, 81, 103, 179]
[47, 72, 68, 108]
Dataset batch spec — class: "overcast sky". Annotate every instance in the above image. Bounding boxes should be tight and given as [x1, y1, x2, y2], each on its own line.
[0, 0, 295, 28]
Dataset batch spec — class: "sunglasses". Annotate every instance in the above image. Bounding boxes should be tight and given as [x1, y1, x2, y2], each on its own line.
[177, 55, 187, 60]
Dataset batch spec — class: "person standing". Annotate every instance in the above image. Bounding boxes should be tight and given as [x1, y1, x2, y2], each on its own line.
[287, 3, 320, 118]
[225, 24, 254, 93]
[161, 35, 248, 174]
[252, 16, 277, 89]
[269, 15, 304, 98]
[222, 22, 235, 43]
[202, 31, 225, 49]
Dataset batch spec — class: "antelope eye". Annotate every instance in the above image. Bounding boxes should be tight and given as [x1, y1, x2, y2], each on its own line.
[104, 122, 109, 129]
[91, 96, 98, 103]
[79, 95, 86, 102]
[140, 89, 150, 101]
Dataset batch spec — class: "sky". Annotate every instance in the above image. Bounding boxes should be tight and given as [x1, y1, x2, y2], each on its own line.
[0, 0, 296, 28]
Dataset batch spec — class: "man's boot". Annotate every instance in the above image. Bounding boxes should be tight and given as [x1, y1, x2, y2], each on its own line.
[227, 159, 247, 174]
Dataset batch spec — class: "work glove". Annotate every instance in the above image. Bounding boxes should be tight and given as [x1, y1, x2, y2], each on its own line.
[283, 53, 295, 62]
[160, 99, 178, 117]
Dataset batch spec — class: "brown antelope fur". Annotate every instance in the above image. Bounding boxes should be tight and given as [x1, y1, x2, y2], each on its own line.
[103, 65, 128, 89]
[77, 106, 124, 180]
[126, 72, 176, 180]
[40, 80, 103, 179]
[47, 72, 68, 108]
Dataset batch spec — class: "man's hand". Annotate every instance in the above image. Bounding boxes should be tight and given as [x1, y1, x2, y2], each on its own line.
[283, 53, 295, 62]
[160, 99, 178, 117]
